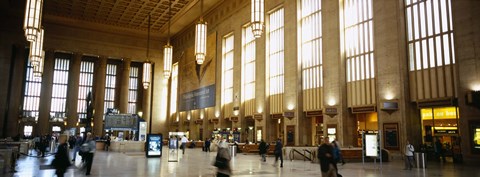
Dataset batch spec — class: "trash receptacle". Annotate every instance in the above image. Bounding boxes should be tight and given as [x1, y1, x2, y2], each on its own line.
[229, 145, 237, 157]
[415, 152, 426, 168]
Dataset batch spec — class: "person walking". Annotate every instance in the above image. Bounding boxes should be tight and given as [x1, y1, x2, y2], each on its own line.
[214, 137, 232, 177]
[205, 138, 211, 152]
[318, 137, 337, 177]
[82, 132, 96, 175]
[52, 135, 71, 177]
[104, 134, 111, 151]
[259, 139, 268, 162]
[72, 134, 83, 161]
[181, 135, 188, 154]
[332, 138, 345, 165]
[274, 138, 283, 167]
[434, 137, 446, 162]
[404, 140, 415, 170]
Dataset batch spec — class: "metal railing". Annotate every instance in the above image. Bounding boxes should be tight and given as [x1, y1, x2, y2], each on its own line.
[289, 148, 312, 161]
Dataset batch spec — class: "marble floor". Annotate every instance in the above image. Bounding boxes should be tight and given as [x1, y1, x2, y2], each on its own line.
[5, 148, 478, 177]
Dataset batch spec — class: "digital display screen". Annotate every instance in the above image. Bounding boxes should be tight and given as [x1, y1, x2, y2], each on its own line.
[147, 134, 162, 157]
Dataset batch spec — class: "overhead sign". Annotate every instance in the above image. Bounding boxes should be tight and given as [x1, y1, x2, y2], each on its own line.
[421, 107, 458, 120]
[180, 84, 216, 111]
[104, 114, 139, 131]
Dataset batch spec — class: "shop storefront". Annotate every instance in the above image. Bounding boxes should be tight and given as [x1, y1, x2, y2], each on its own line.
[355, 112, 378, 147]
[420, 107, 461, 161]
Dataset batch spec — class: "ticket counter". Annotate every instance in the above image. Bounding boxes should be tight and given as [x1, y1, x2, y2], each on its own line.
[110, 141, 145, 152]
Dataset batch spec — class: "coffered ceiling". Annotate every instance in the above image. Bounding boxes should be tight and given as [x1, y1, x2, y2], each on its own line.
[42, 0, 222, 37]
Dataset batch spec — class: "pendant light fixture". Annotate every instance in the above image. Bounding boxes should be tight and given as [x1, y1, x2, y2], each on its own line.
[24, 0, 43, 42]
[33, 50, 45, 78]
[142, 15, 152, 89]
[163, 0, 173, 79]
[29, 28, 44, 67]
[194, 0, 207, 65]
[251, 0, 264, 38]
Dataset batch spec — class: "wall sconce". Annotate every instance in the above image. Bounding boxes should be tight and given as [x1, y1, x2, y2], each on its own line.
[324, 106, 338, 118]
[257, 107, 263, 114]
[327, 99, 336, 106]
[384, 92, 395, 100]
[287, 104, 295, 110]
[137, 111, 143, 117]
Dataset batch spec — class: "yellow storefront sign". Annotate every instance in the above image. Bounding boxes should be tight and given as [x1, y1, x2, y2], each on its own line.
[421, 107, 459, 120]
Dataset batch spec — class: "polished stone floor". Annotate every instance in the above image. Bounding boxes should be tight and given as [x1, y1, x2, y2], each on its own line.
[5, 148, 478, 177]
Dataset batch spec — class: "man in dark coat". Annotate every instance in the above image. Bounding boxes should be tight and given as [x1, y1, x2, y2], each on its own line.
[318, 137, 337, 177]
[258, 139, 268, 162]
[274, 138, 283, 167]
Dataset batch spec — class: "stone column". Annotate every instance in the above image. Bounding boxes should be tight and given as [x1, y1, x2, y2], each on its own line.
[37, 50, 55, 135]
[451, 0, 480, 163]
[322, 0, 351, 145]
[5, 44, 27, 137]
[254, 14, 267, 142]
[93, 56, 107, 136]
[372, 0, 419, 154]
[66, 53, 82, 129]
[119, 58, 131, 113]
[283, 0, 302, 146]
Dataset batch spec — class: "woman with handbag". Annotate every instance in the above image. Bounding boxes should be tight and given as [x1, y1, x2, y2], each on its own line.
[214, 138, 231, 177]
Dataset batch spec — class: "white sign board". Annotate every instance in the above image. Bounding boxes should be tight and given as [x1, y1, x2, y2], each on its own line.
[365, 134, 378, 157]
[139, 122, 147, 141]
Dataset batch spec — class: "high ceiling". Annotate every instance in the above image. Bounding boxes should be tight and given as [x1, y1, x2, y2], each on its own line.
[44, 0, 189, 31]
[42, 0, 221, 37]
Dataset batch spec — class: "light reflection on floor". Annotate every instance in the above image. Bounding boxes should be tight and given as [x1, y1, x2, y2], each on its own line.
[5, 148, 478, 177]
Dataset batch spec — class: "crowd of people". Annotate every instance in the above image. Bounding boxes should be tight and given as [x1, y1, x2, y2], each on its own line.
[22, 132, 101, 176]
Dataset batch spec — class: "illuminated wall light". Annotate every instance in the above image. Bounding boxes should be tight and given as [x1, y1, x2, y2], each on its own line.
[257, 107, 263, 113]
[137, 111, 143, 117]
[215, 111, 220, 118]
[327, 98, 336, 106]
[384, 92, 395, 100]
[187, 112, 191, 120]
[287, 104, 295, 110]
[472, 83, 480, 91]
[200, 111, 204, 119]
